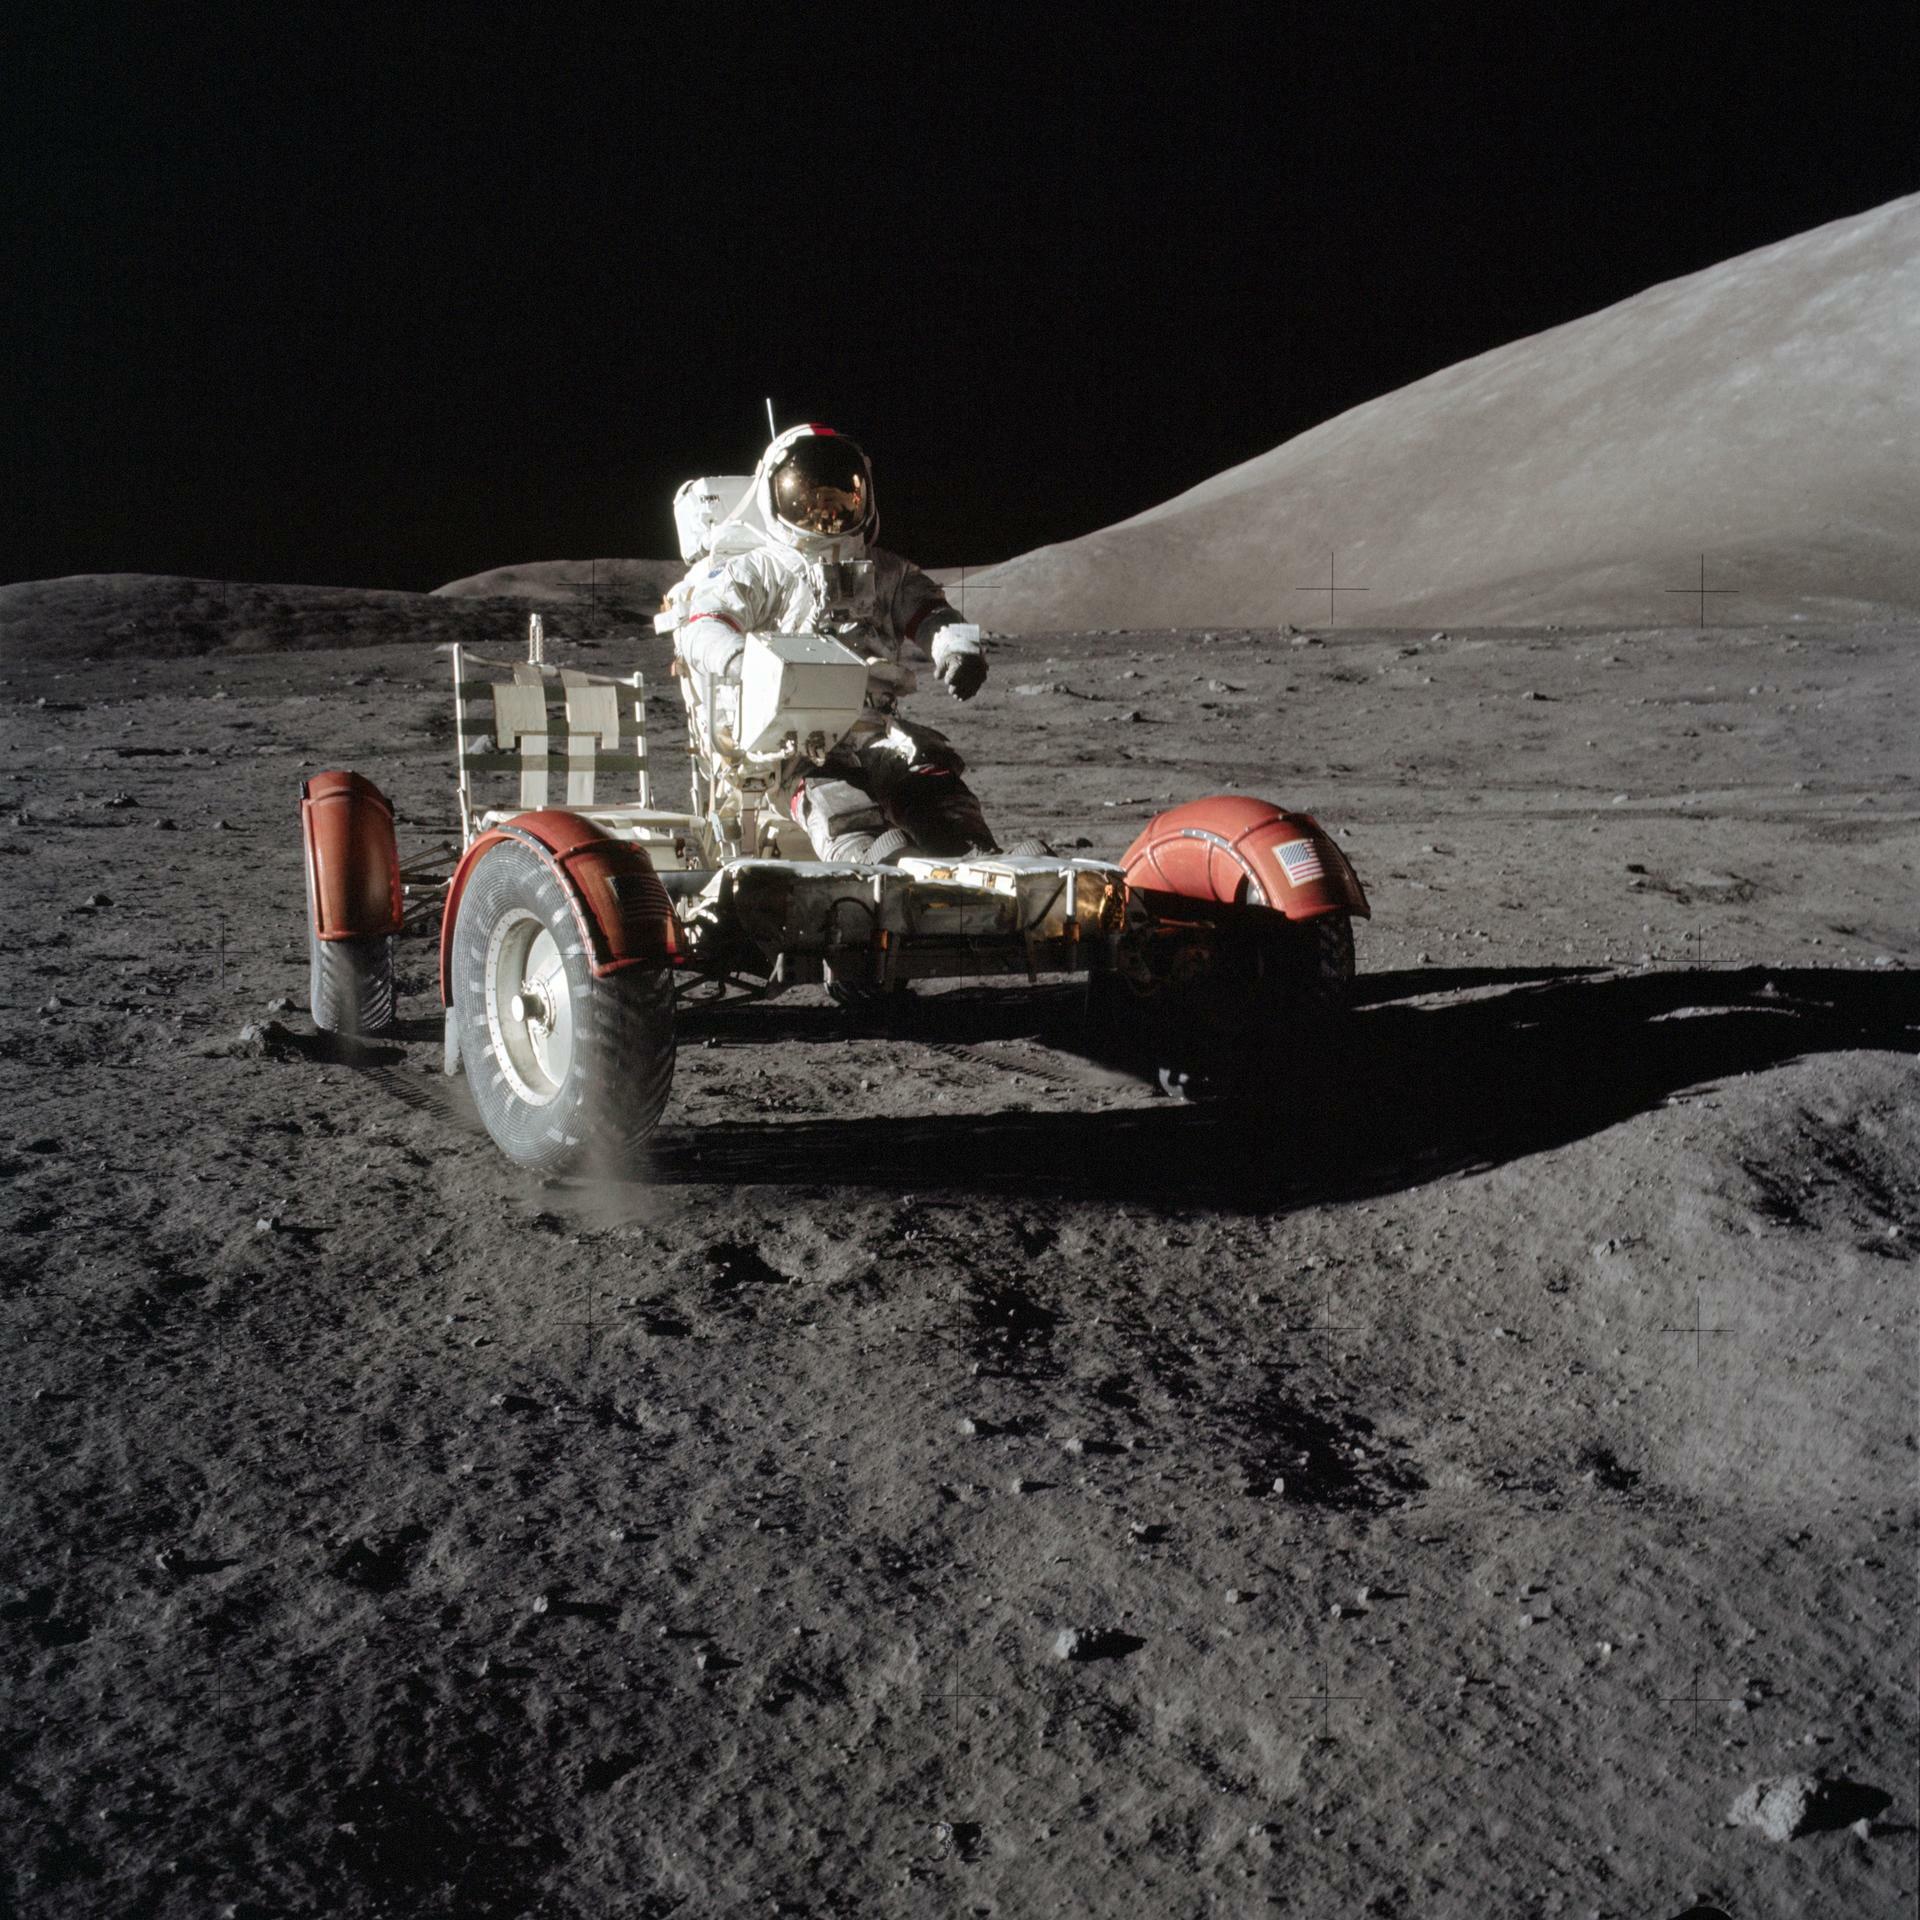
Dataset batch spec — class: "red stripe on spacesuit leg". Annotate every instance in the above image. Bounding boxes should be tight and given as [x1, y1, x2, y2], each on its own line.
[686, 611, 743, 633]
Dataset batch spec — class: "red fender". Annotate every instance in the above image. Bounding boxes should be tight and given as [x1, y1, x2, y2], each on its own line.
[439, 810, 680, 1005]
[301, 770, 403, 940]
[1120, 795, 1370, 920]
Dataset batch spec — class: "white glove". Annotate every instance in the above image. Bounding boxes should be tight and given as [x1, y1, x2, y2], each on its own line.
[931, 623, 986, 701]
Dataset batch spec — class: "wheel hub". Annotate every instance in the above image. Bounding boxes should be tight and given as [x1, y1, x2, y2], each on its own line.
[484, 909, 574, 1106]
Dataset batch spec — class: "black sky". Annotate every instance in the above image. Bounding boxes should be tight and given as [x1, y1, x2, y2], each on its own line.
[5, 4, 1916, 592]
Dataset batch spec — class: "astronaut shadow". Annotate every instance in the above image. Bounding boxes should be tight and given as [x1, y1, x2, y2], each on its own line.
[643, 966, 1918, 1208]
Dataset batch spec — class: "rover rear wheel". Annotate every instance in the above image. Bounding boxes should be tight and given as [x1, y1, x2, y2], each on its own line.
[451, 840, 675, 1174]
[305, 852, 395, 1036]
[1095, 907, 1355, 1098]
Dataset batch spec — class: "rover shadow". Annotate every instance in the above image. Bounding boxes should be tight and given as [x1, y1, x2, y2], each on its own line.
[644, 966, 1917, 1209]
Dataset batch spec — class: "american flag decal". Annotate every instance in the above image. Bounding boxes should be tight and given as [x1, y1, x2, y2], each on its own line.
[1277, 839, 1326, 886]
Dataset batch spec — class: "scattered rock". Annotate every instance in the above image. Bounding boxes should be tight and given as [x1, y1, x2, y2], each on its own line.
[200, 1019, 304, 1061]
[1726, 1773, 1839, 1842]
[1052, 1628, 1085, 1662]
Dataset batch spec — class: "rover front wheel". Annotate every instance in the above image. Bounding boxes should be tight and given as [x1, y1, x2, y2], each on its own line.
[450, 840, 675, 1175]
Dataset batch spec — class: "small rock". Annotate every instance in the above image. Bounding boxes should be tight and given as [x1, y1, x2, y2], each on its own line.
[103, 792, 138, 809]
[957, 1417, 982, 1437]
[83, 892, 112, 909]
[530, 1593, 550, 1615]
[1329, 1603, 1345, 1620]
[206, 1019, 302, 1061]
[1052, 1628, 1085, 1662]
[40, 994, 64, 1014]
[1225, 1587, 1247, 1605]
[1009, 1475, 1030, 1495]
[1726, 1773, 1835, 1842]
[1060, 1437, 1085, 1456]
[1270, 1476, 1287, 1496]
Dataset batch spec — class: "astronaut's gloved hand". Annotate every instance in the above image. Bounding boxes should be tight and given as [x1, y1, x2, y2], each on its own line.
[937, 651, 987, 700]
[931, 625, 988, 701]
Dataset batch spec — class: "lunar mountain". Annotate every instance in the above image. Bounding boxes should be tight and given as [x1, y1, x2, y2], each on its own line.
[961, 194, 1920, 631]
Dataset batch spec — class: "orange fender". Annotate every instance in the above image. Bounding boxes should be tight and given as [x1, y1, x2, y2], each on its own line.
[439, 810, 680, 1005]
[301, 770, 403, 940]
[1120, 795, 1369, 920]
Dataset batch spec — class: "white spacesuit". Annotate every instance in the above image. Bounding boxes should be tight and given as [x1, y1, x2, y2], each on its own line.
[668, 424, 996, 864]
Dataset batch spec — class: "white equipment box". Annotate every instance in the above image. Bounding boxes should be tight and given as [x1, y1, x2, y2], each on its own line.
[736, 633, 871, 756]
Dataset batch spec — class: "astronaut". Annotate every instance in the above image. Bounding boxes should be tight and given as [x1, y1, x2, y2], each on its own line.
[671, 424, 997, 864]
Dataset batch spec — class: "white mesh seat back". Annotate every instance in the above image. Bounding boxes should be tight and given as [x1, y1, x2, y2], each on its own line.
[453, 649, 651, 823]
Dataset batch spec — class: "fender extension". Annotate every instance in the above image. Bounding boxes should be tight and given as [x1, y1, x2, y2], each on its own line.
[1119, 795, 1369, 920]
[439, 810, 680, 1006]
[301, 770, 404, 940]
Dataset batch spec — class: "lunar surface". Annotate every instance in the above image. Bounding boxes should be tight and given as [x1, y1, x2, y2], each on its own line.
[965, 195, 1920, 632]
[2, 581, 1914, 1916]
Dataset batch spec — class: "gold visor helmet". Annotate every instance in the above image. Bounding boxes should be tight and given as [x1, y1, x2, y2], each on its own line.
[770, 434, 872, 538]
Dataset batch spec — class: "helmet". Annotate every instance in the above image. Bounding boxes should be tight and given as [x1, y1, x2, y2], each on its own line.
[758, 425, 876, 552]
